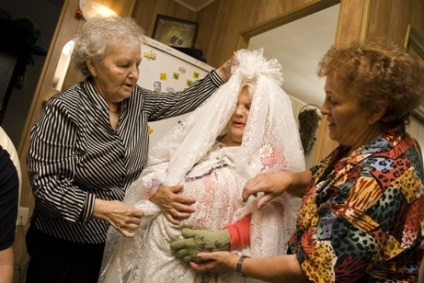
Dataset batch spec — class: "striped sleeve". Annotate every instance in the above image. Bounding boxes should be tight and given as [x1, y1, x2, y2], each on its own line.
[143, 70, 224, 121]
[27, 98, 91, 224]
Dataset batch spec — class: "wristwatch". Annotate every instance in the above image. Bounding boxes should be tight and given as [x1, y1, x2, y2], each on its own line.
[235, 255, 250, 277]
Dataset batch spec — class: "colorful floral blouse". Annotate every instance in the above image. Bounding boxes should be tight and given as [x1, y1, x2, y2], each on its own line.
[289, 125, 424, 282]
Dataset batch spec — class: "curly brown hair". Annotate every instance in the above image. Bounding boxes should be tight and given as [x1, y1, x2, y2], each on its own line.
[317, 41, 424, 125]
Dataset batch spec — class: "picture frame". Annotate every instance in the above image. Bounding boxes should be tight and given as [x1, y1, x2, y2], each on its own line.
[405, 25, 424, 122]
[152, 15, 198, 48]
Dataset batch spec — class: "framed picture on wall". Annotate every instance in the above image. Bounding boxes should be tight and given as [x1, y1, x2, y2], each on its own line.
[152, 15, 198, 48]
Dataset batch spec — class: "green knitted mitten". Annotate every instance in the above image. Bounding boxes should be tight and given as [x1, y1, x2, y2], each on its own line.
[170, 228, 230, 262]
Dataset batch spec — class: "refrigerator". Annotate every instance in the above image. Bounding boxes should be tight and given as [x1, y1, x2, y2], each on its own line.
[138, 36, 214, 148]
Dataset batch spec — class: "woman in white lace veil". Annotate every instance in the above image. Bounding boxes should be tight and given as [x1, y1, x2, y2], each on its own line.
[99, 48, 305, 283]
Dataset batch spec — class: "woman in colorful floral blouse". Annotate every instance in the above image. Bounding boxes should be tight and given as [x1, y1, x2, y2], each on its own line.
[172, 41, 424, 282]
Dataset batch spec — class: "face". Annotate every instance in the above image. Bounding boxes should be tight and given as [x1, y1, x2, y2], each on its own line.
[88, 44, 141, 103]
[222, 86, 251, 146]
[321, 73, 381, 149]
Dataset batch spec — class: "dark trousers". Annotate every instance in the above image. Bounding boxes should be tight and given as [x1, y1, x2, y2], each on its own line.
[25, 225, 105, 283]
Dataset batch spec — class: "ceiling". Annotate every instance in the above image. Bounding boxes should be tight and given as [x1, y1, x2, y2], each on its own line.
[174, 0, 216, 11]
[248, 4, 340, 107]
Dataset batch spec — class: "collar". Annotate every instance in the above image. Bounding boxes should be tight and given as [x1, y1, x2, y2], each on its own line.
[323, 123, 406, 173]
[81, 79, 129, 114]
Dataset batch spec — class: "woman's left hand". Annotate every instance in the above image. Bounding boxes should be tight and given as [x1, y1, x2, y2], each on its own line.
[92, 199, 144, 238]
[150, 184, 196, 225]
[216, 54, 236, 82]
[189, 251, 238, 273]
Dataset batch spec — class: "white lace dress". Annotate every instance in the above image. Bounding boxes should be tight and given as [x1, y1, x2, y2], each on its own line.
[99, 48, 305, 283]
[99, 143, 300, 283]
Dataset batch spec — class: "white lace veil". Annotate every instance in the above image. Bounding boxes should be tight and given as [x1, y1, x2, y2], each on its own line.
[124, 48, 305, 207]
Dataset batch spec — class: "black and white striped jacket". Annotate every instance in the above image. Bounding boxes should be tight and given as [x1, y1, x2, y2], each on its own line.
[27, 71, 223, 244]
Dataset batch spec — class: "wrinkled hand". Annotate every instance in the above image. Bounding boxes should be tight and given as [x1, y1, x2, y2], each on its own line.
[243, 171, 310, 209]
[189, 251, 238, 273]
[171, 228, 230, 262]
[216, 53, 237, 82]
[92, 199, 144, 238]
[242, 172, 290, 209]
[150, 185, 196, 225]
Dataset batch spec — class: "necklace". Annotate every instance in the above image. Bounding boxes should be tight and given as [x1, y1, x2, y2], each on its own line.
[185, 163, 229, 182]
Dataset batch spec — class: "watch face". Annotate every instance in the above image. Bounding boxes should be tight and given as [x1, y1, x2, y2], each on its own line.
[79, 0, 117, 19]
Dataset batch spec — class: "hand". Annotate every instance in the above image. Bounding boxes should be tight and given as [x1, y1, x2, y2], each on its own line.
[189, 251, 239, 273]
[242, 172, 290, 209]
[216, 53, 236, 82]
[150, 185, 196, 225]
[243, 171, 310, 209]
[171, 228, 230, 262]
[92, 199, 144, 238]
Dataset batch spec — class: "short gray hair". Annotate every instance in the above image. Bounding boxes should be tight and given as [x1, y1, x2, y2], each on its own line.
[72, 16, 145, 77]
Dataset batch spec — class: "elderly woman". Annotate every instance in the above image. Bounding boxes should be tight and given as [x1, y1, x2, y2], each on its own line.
[174, 41, 424, 282]
[25, 16, 232, 282]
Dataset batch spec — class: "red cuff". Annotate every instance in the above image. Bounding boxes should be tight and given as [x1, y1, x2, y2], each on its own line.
[224, 214, 251, 250]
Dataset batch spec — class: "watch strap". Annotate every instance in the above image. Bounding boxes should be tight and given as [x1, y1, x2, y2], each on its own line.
[235, 255, 249, 277]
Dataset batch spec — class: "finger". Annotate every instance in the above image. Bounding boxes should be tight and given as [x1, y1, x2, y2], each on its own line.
[168, 184, 184, 194]
[119, 228, 136, 238]
[196, 252, 214, 261]
[164, 213, 181, 225]
[173, 248, 189, 259]
[242, 187, 259, 201]
[172, 202, 195, 213]
[124, 222, 141, 231]
[131, 209, 144, 218]
[170, 238, 193, 250]
[189, 256, 217, 272]
[168, 208, 192, 221]
[257, 194, 273, 209]
[181, 227, 198, 238]
[182, 255, 194, 262]
[173, 195, 196, 206]
[126, 214, 143, 225]
[172, 212, 192, 221]
[189, 261, 207, 272]
[242, 178, 261, 199]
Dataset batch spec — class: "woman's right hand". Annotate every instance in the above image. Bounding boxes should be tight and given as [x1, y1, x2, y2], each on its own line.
[242, 172, 289, 209]
[150, 185, 196, 225]
[189, 251, 238, 274]
[243, 170, 311, 209]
